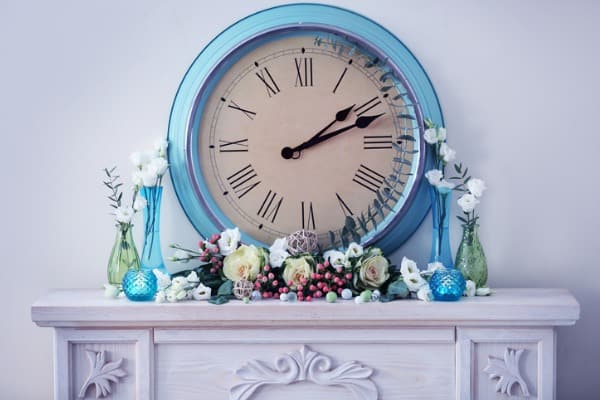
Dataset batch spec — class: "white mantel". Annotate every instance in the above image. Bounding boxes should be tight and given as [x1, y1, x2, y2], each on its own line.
[32, 288, 579, 400]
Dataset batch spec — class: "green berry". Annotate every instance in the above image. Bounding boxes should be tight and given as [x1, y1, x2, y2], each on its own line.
[243, 297, 250, 304]
[360, 290, 372, 302]
[326, 292, 338, 303]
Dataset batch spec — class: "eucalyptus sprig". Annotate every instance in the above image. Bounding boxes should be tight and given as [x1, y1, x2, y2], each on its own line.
[449, 163, 487, 228]
[103, 166, 143, 228]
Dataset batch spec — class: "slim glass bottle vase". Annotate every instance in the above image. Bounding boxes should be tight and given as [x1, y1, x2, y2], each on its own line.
[429, 186, 454, 267]
[455, 224, 488, 287]
[107, 224, 141, 288]
[140, 186, 168, 275]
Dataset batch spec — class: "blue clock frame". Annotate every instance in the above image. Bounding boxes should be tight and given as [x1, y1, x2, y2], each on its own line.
[167, 3, 443, 254]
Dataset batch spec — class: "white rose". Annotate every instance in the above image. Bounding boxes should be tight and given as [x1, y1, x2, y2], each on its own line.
[464, 280, 476, 297]
[282, 256, 314, 289]
[345, 242, 364, 258]
[323, 250, 346, 267]
[355, 255, 390, 290]
[417, 285, 433, 302]
[457, 193, 480, 213]
[400, 256, 419, 276]
[467, 178, 487, 198]
[476, 287, 492, 296]
[115, 206, 134, 224]
[269, 248, 290, 268]
[425, 169, 443, 185]
[150, 157, 169, 177]
[218, 228, 241, 256]
[132, 170, 144, 187]
[103, 284, 119, 298]
[439, 143, 456, 163]
[437, 127, 447, 141]
[269, 237, 288, 253]
[133, 196, 147, 212]
[404, 272, 427, 292]
[154, 139, 169, 157]
[140, 166, 158, 187]
[191, 283, 212, 300]
[423, 128, 438, 144]
[223, 245, 262, 281]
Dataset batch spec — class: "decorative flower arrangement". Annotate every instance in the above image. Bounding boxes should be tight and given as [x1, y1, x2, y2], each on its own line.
[164, 228, 490, 305]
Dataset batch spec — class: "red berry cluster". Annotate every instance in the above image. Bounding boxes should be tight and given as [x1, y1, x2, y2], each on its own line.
[293, 261, 353, 302]
[254, 265, 285, 299]
[198, 234, 223, 274]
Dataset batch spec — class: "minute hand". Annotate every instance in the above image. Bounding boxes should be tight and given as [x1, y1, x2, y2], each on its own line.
[293, 113, 384, 152]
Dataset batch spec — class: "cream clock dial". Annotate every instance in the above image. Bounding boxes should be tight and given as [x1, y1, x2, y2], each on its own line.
[198, 34, 415, 248]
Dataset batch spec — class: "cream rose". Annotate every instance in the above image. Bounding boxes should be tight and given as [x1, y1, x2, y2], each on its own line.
[223, 244, 262, 282]
[282, 256, 314, 289]
[355, 255, 390, 290]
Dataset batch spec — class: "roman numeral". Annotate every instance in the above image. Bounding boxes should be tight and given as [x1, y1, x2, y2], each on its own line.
[332, 67, 347, 94]
[353, 164, 385, 193]
[355, 96, 382, 117]
[335, 193, 354, 216]
[301, 201, 316, 230]
[227, 99, 256, 120]
[226, 164, 261, 199]
[219, 138, 248, 153]
[257, 190, 284, 223]
[294, 57, 313, 87]
[255, 67, 280, 97]
[363, 135, 392, 150]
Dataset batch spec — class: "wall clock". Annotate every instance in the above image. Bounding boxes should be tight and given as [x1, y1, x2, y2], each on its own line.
[168, 4, 443, 254]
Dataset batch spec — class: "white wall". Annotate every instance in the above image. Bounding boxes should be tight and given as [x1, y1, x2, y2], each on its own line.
[1, 0, 598, 398]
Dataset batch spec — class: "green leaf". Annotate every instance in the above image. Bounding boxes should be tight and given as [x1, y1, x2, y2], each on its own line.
[217, 280, 233, 296]
[208, 295, 230, 305]
[457, 216, 468, 223]
[376, 191, 384, 204]
[329, 231, 336, 248]
[358, 214, 368, 233]
[380, 71, 393, 82]
[387, 279, 409, 298]
[397, 113, 416, 120]
[398, 134, 416, 141]
[380, 85, 394, 92]
[352, 230, 361, 243]
[344, 216, 356, 230]
[454, 163, 462, 174]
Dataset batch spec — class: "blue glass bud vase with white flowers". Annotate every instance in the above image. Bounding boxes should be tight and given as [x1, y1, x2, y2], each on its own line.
[131, 140, 170, 276]
[423, 121, 456, 267]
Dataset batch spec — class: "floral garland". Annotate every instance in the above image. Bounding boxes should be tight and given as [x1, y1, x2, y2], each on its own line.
[148, 228, 489, 305]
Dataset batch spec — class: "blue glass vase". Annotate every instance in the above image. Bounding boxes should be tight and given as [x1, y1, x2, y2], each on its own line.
[122, 268, 157, 301]
[429, 186, 453, 267]
[140, 186, 168, 275]
[430, 268, 465, 301]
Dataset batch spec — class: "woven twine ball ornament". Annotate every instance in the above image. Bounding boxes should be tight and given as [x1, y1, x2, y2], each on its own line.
[287, 229, 319, 255]
[232, 279, 254, 300]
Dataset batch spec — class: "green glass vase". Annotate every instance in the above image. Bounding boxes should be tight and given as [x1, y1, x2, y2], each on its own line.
[107, 224, 141, 288]
[455, 224, 487, 287]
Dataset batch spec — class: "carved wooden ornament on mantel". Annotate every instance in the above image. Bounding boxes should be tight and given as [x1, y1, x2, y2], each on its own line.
[484, 347, 531, 397]
[230, 345, 378, 400]
[78, 350, 127, 399]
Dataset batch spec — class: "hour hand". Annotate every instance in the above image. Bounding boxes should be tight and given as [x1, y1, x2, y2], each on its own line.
[281, 104, 354, 159]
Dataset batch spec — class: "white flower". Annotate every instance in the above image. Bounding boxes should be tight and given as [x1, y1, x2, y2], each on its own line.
[400, 257, 420, 276]
[171, 276, 188, 291]
[476, 287, 492, 296]
[129, 151, 151, 168]
[155, 291, 166, 303]
[154, 139, 168, 158]
[423, 128, 438, 144]
[270, 237, 288, 252]
[457, 193, 480, 213]
[115, 206, 134, 224]
[132, 170, 144, 187]
[437, 127, 447, 141]
[173, 249, 192, 262]
[417, 285, 433, 302]
[186, 271, 200, 283]
[425, 169, 443, 185]
[191, 283, 212, 300]
[323, 250, 346, 267]
[436, 179, 455, 193]
[404, 272, 427, 292]
[140, 166, 158, 187]
[269, 249, 290, 268]
[464, 280, 476, 297]
[439, 143, 456, 163]
[133, 196, 147, 212]
[153, 269, 172, 290]
[218, 227, 241, 256]
[467, 178, 487, 198]
[345, 242, 364, 258]
[427, 262, 446, 273]
[149, 157, 169, 177]
[103, 284, 119, 298]
[166, 290, 179, 303]
[223, 245, 262, 281]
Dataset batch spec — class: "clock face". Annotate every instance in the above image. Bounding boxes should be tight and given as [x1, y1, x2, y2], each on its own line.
[196, 31, 419, 248]
[169, 4, 442, 253]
